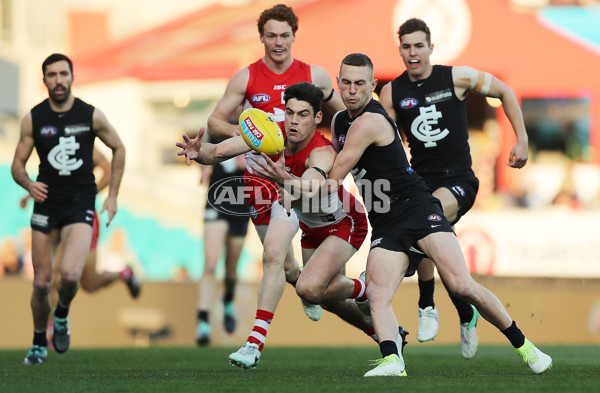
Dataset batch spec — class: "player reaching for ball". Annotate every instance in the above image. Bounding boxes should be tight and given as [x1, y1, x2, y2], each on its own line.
[198, 3, 345, 363]
[177, 83, 408, 369]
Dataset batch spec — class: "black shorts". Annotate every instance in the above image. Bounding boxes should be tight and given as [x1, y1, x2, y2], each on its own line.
[369, 192, 454, 257]
[31, 192, 96, 233]
[421, 171, 479, 225]
[204, 206, 250, 237]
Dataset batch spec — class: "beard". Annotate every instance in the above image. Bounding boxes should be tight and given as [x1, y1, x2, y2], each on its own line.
[48, 85, 71, 103]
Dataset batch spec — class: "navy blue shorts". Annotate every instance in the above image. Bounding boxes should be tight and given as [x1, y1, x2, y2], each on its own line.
[369, 192, 454, 256]
[420, 172, 479, 225]
[31, 192, 96, 233]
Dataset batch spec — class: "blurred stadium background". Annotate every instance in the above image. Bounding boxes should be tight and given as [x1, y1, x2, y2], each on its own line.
[0, 0, 599, 348]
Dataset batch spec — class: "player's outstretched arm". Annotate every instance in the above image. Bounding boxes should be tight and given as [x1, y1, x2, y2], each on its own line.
[177, 128, 250, 166]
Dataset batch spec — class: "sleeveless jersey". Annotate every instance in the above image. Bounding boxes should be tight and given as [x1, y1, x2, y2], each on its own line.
[333, 99, 429, 226]
[31, 97, 96, 201]
[390, 65, 472, 175]
[243, 59, 313, 222]
[285, 131, 362, 229]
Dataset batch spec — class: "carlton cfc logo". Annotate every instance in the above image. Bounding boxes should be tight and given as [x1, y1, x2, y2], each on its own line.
[251, 93, 270, 104]
[400, 98, 418, 109]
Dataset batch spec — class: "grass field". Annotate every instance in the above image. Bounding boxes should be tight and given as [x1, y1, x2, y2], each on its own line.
[1, 344, 598, 393]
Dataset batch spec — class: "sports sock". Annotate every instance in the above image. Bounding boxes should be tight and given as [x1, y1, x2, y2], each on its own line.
[54, 303, 69, 319]
[223, 277, 236, 303]
[198, 310, 209, 323]
[247, 309, 274, 351]
[119, 267, 132, 281]
[450, 295, 474, 324]
[351, 278, 368, 302]
[418, 278, 435, 309]
[501, 320, 526, 348]
[365, 326, 377, 341]
[379, 340, 398, 358]
[33, 330, 48, 347]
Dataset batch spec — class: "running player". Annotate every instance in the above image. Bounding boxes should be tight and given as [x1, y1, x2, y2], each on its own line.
[12, 53, 125, 365]
[379, 18, 529, 358]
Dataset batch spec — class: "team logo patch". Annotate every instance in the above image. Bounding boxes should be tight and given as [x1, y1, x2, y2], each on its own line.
[65, 124, 91, 135]
[425, 89, 453, 104]
[40, 126, 58, 137]
[452, 185, 466, 197]
[370, 237, 383, 248]
[31, 213, 49, 228]
[427, 214, 442, 222]
[251, 93, 270, 104]
[400, 97, 418, 109]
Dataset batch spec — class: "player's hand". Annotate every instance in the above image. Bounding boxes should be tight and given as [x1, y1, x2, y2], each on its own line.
[19, 194, 31, 209]
[176, 128, 204, 165]
[508, 141, 528, 168]
[250, 151, 288, 184]
[27, 181, 48, 203]
[100, 196, 118, 227]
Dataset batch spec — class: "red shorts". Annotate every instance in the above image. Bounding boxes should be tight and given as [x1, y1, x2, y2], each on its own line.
[90, 211, 100, 251]
[244, 172, 278, 226]
[300, 214, 367, 250]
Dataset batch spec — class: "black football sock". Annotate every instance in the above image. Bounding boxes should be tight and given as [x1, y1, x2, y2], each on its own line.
[450, 295, 474, 324]
[418, 278, 435, 309]
[501, 321, 526, 348]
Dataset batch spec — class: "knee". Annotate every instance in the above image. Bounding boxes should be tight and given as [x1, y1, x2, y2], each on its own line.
[295, 281, 323, 304]
[58, 277, 79, 293]
[32, 282, 51, 301]
[202, 264, 217, 276]
[364, 284, 393, 309]
[79, 280, 93, 293]
[445, 278, 475, 301]
[262, 246, 283, 267]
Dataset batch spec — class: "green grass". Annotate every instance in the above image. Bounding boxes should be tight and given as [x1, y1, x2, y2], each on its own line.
[1, 345, 598, 393]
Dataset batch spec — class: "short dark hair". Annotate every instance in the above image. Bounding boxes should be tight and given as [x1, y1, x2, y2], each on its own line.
[341, 53, 373, 70]
[42, 53, 73, 75]
[398, 18, 431, 45]
[284, 82, 323, 116]
[257, 4, 299, 35]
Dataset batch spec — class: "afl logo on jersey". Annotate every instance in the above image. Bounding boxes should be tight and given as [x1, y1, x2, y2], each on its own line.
[337, 134, 346, 146]
[40, 125, 58, 137]
[400, 98, 418, 109]
[251, 93, 270, 104]
[427, 214, 442, 222]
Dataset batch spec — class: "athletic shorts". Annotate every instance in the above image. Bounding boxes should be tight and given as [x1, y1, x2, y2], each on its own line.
[300, 213, 368, 250]
[90, 210, 100, 251]
[369, 192, 454, 255]
[243, 173, 278, 227]
[420, 171, 479, 225]
[31, 192, 96, 234]
[253, 201, 299, 243]
[204, 206, 250, 237]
